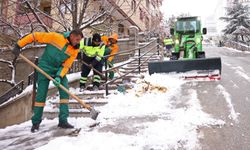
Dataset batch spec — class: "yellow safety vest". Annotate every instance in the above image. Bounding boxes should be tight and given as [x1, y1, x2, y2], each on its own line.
[80, 38, 105, 61]
[164, 38, 173, 46]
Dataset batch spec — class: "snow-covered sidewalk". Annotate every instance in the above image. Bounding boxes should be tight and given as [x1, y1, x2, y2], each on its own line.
[0, 74, 225, 150]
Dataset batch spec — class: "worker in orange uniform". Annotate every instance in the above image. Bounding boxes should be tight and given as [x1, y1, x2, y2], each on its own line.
[12, 30, 83, 132]
[105, 33, 119, 79]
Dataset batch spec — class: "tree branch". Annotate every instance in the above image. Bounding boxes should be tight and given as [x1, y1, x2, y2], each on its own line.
[24, 0, 49, 32]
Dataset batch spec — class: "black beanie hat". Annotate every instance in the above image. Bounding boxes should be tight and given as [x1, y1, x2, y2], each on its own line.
[92, 33, 101, 42]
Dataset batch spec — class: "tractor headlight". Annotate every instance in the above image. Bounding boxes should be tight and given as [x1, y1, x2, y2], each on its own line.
[196, 38, 201, 44]
[175, 39, 179, 44]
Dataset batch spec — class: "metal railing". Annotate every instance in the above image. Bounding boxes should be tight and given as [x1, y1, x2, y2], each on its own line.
[0, 80, 24, 105]
[101, 39, 160, 95]
[103, 44, 159, 95]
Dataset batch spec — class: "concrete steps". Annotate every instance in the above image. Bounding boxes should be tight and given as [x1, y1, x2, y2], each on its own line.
[52, 99, 108, 109]
[43, 109, 90, 119]
[43, 95, 109, 119]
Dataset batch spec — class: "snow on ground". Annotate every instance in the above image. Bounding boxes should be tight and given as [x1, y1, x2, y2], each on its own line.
[216, 85, 239, 123]
[232, 66, 250, 82]
[0, 73, 226, 150]
[225, 47, 250, 53]
[35, 74, 224, 150]
[223, 61, 250, 83]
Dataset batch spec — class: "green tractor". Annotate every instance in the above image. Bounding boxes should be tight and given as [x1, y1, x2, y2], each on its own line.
[148, 16, 222, 79]
[170, 16, 206, 60]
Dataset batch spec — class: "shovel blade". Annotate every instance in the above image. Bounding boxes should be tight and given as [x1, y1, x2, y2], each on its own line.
[148, 57, 222, 75]
[90, 108, 100, 120]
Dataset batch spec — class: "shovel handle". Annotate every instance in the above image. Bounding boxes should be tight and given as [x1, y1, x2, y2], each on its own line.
[81, 60, 123, 78]
[19, 54, 92, 110]
[81, 60, 105, 79]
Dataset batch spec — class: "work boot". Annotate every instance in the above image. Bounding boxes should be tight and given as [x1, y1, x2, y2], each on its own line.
[93, 85, 99, 91]
[79, 85, 85, 92]
[31, 123, 40, 133]
[58, 122, 74, 129]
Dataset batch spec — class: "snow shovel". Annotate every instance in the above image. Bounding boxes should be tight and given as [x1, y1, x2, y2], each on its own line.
[80, 60, 106, 79]
[19, 54, 99, 120]
[81, 60, 123, 79]
[81, 60, 125, 84]
[81, 60, 126, 90]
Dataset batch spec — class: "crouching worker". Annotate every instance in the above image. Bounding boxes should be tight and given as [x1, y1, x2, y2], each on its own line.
[79, 33, 105, 91]
[12, 30, 83, 132]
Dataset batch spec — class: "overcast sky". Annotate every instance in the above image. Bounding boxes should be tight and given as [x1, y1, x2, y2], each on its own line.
[160, 0, 224, 19]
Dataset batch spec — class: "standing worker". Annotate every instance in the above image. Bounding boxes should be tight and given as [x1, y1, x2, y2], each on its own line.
[12, 30, 83, 132]
[79, 33, 105, 91]
[106, 33, 119, 79]
[163, 36, 173, 56]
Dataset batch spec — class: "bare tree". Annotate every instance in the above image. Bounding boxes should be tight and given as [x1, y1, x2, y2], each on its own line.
[0, 0, 145, 36]
[0, 0, 144, 88]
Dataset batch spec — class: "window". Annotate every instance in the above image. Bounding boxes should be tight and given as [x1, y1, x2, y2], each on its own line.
[118, 24, 125, 34]
[131, 0, 136, 12]
[15, 0, 32, 15]
[43, 6, 51, 15]
[176, 20, 199, 32]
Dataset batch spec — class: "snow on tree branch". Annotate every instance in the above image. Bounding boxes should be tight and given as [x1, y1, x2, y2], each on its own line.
[220, 1, 250, 42]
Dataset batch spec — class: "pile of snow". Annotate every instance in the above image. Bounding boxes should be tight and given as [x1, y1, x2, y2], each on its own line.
[37, 74, 224, 150]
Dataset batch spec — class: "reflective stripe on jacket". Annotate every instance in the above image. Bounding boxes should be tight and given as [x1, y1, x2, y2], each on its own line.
[163, 38, 173, 46]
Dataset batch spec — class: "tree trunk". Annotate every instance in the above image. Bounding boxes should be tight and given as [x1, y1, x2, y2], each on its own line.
[241, 35, 244, 42]
[235, 35, 238, 42]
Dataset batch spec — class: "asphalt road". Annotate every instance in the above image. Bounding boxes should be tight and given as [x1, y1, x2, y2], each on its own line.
[189, 45, 250, 150]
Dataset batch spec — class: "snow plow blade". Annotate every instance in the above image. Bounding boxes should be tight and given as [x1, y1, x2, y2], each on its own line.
[148, 57, 221, 79]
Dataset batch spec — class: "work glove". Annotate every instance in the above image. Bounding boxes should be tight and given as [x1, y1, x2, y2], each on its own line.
[53, 76, 61, 87]
[12, 44, 21, 57]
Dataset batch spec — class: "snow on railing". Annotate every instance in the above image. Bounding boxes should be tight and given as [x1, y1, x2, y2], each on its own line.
[0, 81, 25, 106]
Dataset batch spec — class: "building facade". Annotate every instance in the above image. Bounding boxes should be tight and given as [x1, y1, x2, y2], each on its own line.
[0, 0, 164, 39]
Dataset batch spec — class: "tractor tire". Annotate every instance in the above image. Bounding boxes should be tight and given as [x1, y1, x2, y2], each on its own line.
[170, 55, 178, 60]
[197, 52, 205, 58]
[170, 52, 179, 60]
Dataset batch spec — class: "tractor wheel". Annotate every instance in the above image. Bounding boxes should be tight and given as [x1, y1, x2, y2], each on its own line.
[170, 55, 178, 60]
[197, 52, 205, 58]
